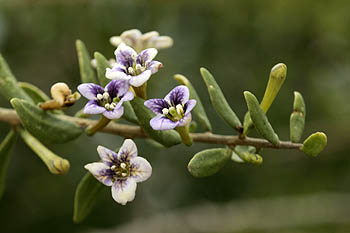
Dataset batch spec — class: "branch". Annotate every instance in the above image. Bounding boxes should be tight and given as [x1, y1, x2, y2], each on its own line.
[0, 107, 302, 149]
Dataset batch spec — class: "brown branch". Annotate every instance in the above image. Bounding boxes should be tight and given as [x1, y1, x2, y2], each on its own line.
[0, 107, 302, 150]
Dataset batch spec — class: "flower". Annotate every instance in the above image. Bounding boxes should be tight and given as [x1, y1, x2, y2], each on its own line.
[109, 29, 173, 52]
[77, 80, 134, 119]
[85, 139, 152, 205]
[105, 43, 163, 87]
[144, 85, 197, 130]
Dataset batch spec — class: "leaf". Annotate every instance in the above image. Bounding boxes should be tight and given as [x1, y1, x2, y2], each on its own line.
[301, 132, 327, 157]
[233, 145, 263, 165]
[130, 97, 181, 147]
[11, 98, 82, 144]
[122, 101, 139, 125]
[188, 148, 231, 178]
[94, 52, 111, 87]
[200, 67, 242, 132]
[174, 74, 212, 132]
[20, 129, 70, 174]
[76, 40, 97, 83]
[0, 130, 17, 199]
[244, 91, 279, 145]
[0, 54, 32, 102]
[73, 172, 105, 223]
[290, 91, 306, 142]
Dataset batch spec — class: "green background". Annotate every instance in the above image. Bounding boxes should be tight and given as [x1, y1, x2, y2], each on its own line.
[0, 0, 349, 232]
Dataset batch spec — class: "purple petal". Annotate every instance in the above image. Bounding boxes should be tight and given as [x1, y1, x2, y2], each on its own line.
[116, 91, 134, 109]
[146, 60, 163, 74]
[130, 157, 152, 183]
[84, 100, 106, 115]
[105, 67, 130, 80]
[106, 80, 130, 99]
[117, 139, 138, 161]
[164, 85, 189, 106]
[97, 145, 118, 166]
[150, 115, 179, 130]
[84, 162, 113, 186]
[129, 70, 152, 87]
[184, 99, 197, 115]
[136, 48, 158, 65]
[103, 106, 124, 119]
[77, 83, 104, 100]
[177, 113, 192, 127]
[111, 178, 137, 205]
[144, 98, 170, 114]
[114, 43, 137, 68]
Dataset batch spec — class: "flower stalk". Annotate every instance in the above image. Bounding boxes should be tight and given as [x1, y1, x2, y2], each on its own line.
[176, 125, 193, 146]
[86, 115, 111, 136]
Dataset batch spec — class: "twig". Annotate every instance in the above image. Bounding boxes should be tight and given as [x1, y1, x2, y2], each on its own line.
[0, 107, 302, 149]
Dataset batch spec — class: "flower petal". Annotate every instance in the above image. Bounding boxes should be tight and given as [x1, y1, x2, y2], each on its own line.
[115, 91, 134, 109]
[97, 145, 118, 166]
[184, 99, 197, 115]
[110, 36, 122, 47]
[137, 48, 158, 65]
[152, 36, 174, 49]
[84, 100, 106, 115]
[117, 139, 138, 161]
[146, 60, 163, 74]
[105, 67, 130, 80]
[130, 157, 152, 183]
[84, 162, 113, 186]
[111, 178, 137, 205]
[103, 106, 124, 120]
[141, 31, 159, 42]
[150, 115, 179, 130]
[114, 43, 137, 68]
[129, 70, 152, 87]
[106, 80, 129, 99]
[77, 83, 104, 100]
[164, 85, 190, 106]
[120, 29, 142, 47]
[177, 113, 192, 127]
[144, 98, 170, 114]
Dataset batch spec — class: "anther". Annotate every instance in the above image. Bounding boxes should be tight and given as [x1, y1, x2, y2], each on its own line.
[103, 92, 109, 100]
[97, 94, 103, 100]
[104, 103, 110, 109]
[121, 172, 127, 177]
[176, 104, 184, 114]
[111, 165, 116, 170]
[128, 67, 134, 75]
[120, 162, 126, 169]
[162, 108, 169, 115]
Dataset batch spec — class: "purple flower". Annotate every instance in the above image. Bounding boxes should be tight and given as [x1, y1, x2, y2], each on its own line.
[77, 80, 134, 119]
[105, 43, 163, 87]
[144, 85, 197, 130]
[85, 139, 152, 205]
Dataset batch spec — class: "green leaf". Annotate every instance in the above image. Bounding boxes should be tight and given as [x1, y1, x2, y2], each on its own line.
[20, 129, 70, 174]
[233, 145, 263, 165]
[0, 130, 17, 199]
[200, 67, 242, 132]
[188, 148, 231, 178]
[174, 74, 212, 132]
[301, 132, 327, 157]
[11, 98, 82, 144]
[0, 54, 32, 102]
[290, 91, 306, 143]
[76, 40, 97, 83]
[244, 91, 279, 145]
[130, 97, 181, 147]
[94, 52, 111, 87]
[73, 172, 105, 223]
[122, 101, 139, 125]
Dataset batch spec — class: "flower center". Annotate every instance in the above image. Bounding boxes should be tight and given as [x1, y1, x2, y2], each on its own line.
[97, 92, 120, 111]
[162, 104, 185, 122]
[127, 63, 146, 76]
[111, 162, 130, 179]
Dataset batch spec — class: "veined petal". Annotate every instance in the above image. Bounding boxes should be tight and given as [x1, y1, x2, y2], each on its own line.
[130, 157, 152, 183]
[114, 43, 137, 68]
[97, 145, 118, 166]
[106, 80, 130, 98]
[84, 162, 113, 186]
[117, 139, 138, 161]
[129, 70, 152, 87]
[137, 48, 158, 65]
[177, 113, 192, 127]
[115, 91, 134, 109]
[84, 100, 106, 115]
[150, 115, 179, 130]
[78, 83, 104, 100]
[111, 178, 137, 205]
[184, 99, 197, 115]
[144, 98, 170, 114]
[103, 106, 124, 120]
[164, 85, 190, 106]
[105, 67, 130, 80]
[146, 60, 163, 74]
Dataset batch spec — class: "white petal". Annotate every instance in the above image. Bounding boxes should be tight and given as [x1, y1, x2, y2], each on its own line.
[103, 106, 124, 119]
[120, 29, 142, 47]
[130, 157, 152, 183]
[129, 70, 152, 87]
[105, 67, 130, 80]
[84, 162, 113, 186]
[110, 36, 122, 47]
[118, 139, 138, 160]
[152, 36, 174, 49]
[141, 31, 159, 42]
[115, 91, 134, 109]
[111, 178, 137, 205]
[97, 145, 117, 166]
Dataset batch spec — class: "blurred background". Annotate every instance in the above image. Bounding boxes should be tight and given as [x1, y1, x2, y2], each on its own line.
[0, 0, 349, 232]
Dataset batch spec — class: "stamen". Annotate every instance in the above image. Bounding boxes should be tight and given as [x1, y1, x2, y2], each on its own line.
[121, 172, 127, 177]
[111, 165, 116, 170]
[103, 92, 109, 100]
[111, 103, 117, 109]
[169, 106, 176, 116]
[120, 162, 126, 169]
[104, 103, 110, 109]
[97, 94, 103, 100]
[176, 104, 184, 115]
[136, 64, 142, 70]
[162, 108, 169, 115]
[128, 67, 134, 75]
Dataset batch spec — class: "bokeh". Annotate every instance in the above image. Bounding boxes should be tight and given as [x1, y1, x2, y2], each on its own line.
[0, 0, 349, 232]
